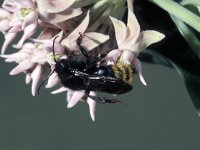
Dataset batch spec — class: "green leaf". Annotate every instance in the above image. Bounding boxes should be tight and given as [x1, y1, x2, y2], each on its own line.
[170, 15, 200, 58]
[181, 0, 200, 6]
[149, 0, 200, 32]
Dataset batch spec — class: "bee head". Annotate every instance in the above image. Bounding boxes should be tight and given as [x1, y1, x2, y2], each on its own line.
[55, 59, 67, 74]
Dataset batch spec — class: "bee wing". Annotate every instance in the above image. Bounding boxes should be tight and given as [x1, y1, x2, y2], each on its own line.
[73, 69, 132, 94]
[73, 70, 117, 81]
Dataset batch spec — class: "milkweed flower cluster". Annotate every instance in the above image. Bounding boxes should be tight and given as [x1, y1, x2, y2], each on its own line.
[0, 0, 165, 121]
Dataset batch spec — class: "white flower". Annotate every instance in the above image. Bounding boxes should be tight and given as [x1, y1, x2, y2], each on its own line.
[33, 11, 109, 121]
[2, 0, 38, 48]
[1, 42, 46, 96]
[107, 9, 165, 85]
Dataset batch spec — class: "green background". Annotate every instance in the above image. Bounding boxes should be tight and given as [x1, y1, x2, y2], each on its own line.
[1, 52, 200, 150]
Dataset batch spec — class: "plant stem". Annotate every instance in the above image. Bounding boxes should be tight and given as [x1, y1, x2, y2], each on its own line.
[149, 0, 200, 32]
[127, 0, 134, 11]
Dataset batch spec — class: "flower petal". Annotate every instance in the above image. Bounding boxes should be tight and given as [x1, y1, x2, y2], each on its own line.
[61, 11, 90, 50]
[31, 65, 43, 96]
[80, 32, 109, 51]
[51, 87, 68, 94]
[121, 50, 134, 64]
[44, 41, 64, 54]
[9, 16, 21, 27]
[9, 59, 34, 75]
[0, 20, 10, 31]
[0, 8, 12, 18]
[22, 11, 38, 29]
[1, 32, 17, 54]
[66, 89, 74, 102]
[110, 16, 127, 47]
[25, 74, 32, 84]
[132, 58, 147, 86]
[17, 22, 37, 48]
[1, 51, 30, 63]
[14, 0, 34, 8]
[2, 0, 17, 12]
[131, 30, 165, 55]
[36, 0, 75, 13]
[87, 91, 96, 121]
[125, 9, 140, 44]
[31, 51, 46, 64]
[39, 8, 82, 24]
[31, 38, 64, 54]
[106, 49, 121, 63]
[67, 90, 85, 108]
[20, 43, 35, 52]
[46, 72, 60, 88]
[8, 24, 22, 32]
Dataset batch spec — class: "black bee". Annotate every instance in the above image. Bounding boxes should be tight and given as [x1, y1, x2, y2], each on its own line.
[38, 34, 135, 104]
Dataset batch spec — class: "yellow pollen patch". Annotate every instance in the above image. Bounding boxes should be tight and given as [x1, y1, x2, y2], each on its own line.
[46, 52, 64, 65]
[126, 64, 133, 83]
[112, 65, 120, 79]
[117, 63, 127, 82]
[20, 8, 32, 17]
[112, 63, 134, 83]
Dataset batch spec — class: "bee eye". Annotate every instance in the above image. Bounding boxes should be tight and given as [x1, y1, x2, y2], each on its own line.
[56, 59, 66, 71]
[60, 62, 66, 69]
[60, 62, 65, 68]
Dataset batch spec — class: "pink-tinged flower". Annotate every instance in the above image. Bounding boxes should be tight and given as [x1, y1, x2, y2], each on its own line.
[0, 8, 17, 54]
[31, 33, 65, 65]
[1, 42, 47, 96]
[29, 34, 66, 90]
[60, 12, 109, 120]
[36, 11, 110, 121]
[0, 0, 83, 53]
[66, 90, 96, 121]
[2, 0, 38, 48]
[61, 11, 110, 52]
[86, 91, 96, 121]
[36, 0, 82, 25]
[51, 88, 96, 121]
[108, 9, 165, 85]
[0, 8, 12, 32]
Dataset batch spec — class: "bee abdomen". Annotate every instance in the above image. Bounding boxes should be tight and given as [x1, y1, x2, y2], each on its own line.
[112, 63, 134, 83]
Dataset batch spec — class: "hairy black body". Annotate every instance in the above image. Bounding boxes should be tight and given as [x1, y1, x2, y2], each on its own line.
[39, 34, 134, 104]
[56, 57, 133, 94]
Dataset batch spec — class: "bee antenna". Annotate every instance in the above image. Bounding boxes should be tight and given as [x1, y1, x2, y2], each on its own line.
[118, 101, 128, 107]
[52, 36, 59, 63]
[37, 70, 55, 94]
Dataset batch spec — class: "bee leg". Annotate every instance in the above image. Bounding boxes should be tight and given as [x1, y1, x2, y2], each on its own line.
[76, 33, 91, 66]
[87, 94, 125, 105]
[85, 90, 104, 104]
[93, 52, 107, 64]
[87, 94, 105, 104]
[85, 89, 126, 105]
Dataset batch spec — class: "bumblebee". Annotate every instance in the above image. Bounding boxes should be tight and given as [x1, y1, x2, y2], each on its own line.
[39, 34, 135, 104]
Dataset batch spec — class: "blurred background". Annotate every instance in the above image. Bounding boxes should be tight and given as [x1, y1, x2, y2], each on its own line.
[1, 56, 200, 150]
[1, 0, 200, 150]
